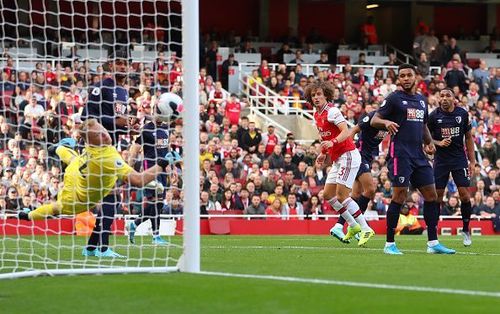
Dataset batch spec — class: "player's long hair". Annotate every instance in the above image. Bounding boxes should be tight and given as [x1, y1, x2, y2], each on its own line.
[304, 81, 335, 104]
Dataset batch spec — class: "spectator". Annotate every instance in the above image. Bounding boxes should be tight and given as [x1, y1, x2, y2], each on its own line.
[473, 60, 490, 98]
[265, 198, 282, 220]
[220, 189, 236, 211]
[267, 145, 285, 171]
[224, 93, 243, 126]
[4, 187, 21, 214]
[307, 195, 323, 219]
[441, 196, 461, 216]
[396, 203, 424, 235]
[244, 194, 265, 216]
[444, 59, 468, 92]
[282, 193, 304, 220]
[240, 121, 262, 153]
[361, 16, 378, 45]
[221, 53, 238, 90]
[267, 185, 287, 206]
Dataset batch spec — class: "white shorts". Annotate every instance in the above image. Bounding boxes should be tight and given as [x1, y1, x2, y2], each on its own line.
[326, 149, 361, 189]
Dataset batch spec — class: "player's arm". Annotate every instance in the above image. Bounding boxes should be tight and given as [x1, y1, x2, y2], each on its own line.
[423, 124, 436, 154]
[127, 142, 142, 167]
[347, 124, 361, 139]
[370, 97, 399, 134]
[125, 165, 163, 187]
[465, 130, 477, 173]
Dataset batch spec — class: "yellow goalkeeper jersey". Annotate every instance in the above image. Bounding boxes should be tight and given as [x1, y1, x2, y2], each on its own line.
[57, 145, 133, 214]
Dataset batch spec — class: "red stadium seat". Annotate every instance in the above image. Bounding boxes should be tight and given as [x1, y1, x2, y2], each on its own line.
[467, 58, 480, 70]
[337, 56, 350, 64]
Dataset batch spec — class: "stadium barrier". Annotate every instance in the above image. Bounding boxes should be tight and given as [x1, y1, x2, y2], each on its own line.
[1, 215, 496, 236]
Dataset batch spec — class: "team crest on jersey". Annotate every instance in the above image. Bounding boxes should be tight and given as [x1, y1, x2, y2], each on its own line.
[91, 87, 101, 96]
[362, 116, 369, 123]
[420, 100, 426, 108]
[115, 159, 124, 168]
[455, 116, 462, 124]
[398, 177, 405, 183]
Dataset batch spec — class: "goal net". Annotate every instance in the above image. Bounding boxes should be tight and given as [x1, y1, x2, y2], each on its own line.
[0, 0, 199, 278]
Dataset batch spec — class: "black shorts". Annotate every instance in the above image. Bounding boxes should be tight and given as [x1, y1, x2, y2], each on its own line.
[355, 158, 371, 179]
[434, 164, 470, 190]
[387, 157, 434, 188]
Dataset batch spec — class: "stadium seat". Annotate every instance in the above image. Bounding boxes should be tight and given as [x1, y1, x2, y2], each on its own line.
[337, 55, 350, 64]
[456, 227, 463, 235]
[467, 58, 480, 69]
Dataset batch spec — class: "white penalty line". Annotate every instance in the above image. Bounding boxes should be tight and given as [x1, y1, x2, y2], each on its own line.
[203, 245, 500, 256]
[199, 271, 500, 298]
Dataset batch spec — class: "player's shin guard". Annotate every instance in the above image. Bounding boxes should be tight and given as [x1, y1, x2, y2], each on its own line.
[424, 201, 439, 241]
[328, 197, 356, 227]
[386, 201, 402, 242]
[461, 201, 472, 232]
[342, 198, 370, 231]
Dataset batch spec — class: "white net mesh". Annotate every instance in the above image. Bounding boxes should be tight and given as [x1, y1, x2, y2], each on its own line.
[0, 0, 187, 277]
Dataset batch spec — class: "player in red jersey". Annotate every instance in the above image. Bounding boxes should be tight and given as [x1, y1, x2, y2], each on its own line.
[305, 81, 375, 246]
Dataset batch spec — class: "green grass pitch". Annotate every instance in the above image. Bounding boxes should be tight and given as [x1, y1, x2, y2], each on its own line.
[1, 235, 500, 313]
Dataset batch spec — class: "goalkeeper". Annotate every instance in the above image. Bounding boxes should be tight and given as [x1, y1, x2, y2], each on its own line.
[18, 119, 180, 250]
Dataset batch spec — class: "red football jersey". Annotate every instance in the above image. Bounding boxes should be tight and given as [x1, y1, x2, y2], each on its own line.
[314, 103, 356, 161]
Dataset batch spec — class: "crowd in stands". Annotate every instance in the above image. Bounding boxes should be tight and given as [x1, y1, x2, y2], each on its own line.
[0, 26, 499, 222]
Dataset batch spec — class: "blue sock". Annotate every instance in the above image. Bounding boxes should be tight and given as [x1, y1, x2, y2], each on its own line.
[461, 201, 472, 232]
[424, 201, 439, 241]
[386, 201, 402, 242]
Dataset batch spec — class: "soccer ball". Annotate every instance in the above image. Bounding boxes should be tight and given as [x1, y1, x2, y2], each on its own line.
[156, 92, 183, 122]
[145, 180, 165, 195]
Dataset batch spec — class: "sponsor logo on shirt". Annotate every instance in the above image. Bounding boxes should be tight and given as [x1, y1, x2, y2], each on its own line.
[406, 108, 425, 122]
[441, 127, 460, 138]
[375, 130, 389, 139]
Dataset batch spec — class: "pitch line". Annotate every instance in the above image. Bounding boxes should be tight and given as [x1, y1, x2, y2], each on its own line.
[199, 271, 500, 298]
[203, 245, 500, 256]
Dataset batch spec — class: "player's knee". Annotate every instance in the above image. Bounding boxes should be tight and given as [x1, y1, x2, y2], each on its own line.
[335, 190, 350, 203]
[364, 185, 376, 199]
[52, 202, 63, 216]
[424, 191, 438, 202]
[391, 189, 406, 204]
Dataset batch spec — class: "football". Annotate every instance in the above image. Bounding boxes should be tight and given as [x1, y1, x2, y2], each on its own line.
[156, 92, 183, 122]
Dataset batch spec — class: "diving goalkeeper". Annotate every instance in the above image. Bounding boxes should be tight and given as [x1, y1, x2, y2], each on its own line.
[18, 119, 180, 224]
